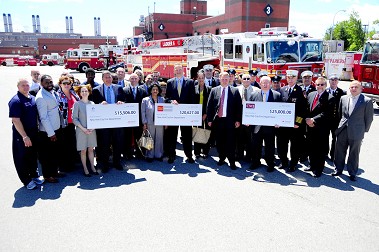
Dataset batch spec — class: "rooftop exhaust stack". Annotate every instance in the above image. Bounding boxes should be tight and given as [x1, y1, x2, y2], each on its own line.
[7, 14, 13, 32]
[32, 15, 36, 33]
[36, 15, 40, 33]
[69, 16, 73, 33]
[97, 17, 101, 36]
[3, 13, 8, 32]
[94, 17, 101, 36]
[65, 16, 69, 33]
[94, 17, 97, 36]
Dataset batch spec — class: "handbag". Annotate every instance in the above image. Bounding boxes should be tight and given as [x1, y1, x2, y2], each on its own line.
[138, 129, 154, 150]
[192, 124, 211, 144]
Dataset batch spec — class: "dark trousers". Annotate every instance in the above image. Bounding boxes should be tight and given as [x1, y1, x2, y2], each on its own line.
[213, 117, 236, 164]
[193, 122, 211, 156]
[60, 123, 77, 171]
[39, 129, 61, 178]
[96, 127, 124, 167]
[307, 128, 329, 176]
[277, 127, 304, 167]
[124, 126, 143, 158]
[12, 130, 38, 185]
[251, 127, 275, 168]
[235, 124, 252, 160]
[166, 125, 193, 158]
[329, 125, 338, 160]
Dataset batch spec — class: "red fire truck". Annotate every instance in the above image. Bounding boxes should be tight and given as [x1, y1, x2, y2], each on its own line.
[64, 44, 105, 72]
[359, 34, 379, 105]
[41, 53, 64, 66]
[0, 54, 20, 66]
[219, 27, 324, 83]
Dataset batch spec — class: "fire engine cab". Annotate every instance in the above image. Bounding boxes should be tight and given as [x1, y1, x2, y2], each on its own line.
[219, 27, 324, 83]
[359, 34, 379, 105]
[64, 44, 105, 73]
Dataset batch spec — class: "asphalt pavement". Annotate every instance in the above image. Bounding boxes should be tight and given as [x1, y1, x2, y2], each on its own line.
[0, 65, 378, 251]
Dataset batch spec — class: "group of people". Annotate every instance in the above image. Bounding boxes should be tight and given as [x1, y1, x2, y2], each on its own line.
[9, 64, 374, 190]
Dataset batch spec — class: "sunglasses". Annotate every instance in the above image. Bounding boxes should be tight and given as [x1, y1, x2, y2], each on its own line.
[242, 78, 250, 80]
[62, 82, 71, 85]
[316, 84, 325, 86]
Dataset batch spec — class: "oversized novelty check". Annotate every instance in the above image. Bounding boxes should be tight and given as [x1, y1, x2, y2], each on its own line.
[242, 101, 295, 127]
[86, 103, 139, 129]
[154, 103, 202, 126]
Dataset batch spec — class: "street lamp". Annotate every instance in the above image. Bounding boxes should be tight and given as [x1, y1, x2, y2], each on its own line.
[330, 9, 346, 40]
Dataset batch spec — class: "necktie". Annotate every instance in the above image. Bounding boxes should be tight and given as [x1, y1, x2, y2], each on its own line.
[132, 87, 136, 99]
[209, 80, 211, 87]
[263, 92, 267, 102]
[218, 87, 225, 117]
[106, 87, 111, 103]
[311, 94, 319, 110]
[177, 79, 182, 96]
[243, 88, 247, 101]
[288, 87, 292, 96]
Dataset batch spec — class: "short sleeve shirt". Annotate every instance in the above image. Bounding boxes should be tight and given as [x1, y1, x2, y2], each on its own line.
[8, 92, 38, 135]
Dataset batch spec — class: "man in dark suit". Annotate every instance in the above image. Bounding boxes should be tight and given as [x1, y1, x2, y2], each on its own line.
[333, 81, 374, 181]
[277, 70, 308, 172]
[207, 72, 242, 170]
[249, 76, 281, 172]
[202, 64, 219, 88]
[123, 73, 148, 159]
[326, 74, 347, 160]
[165, 63, 196, 164]
[92, 70, 126, 172]
[304, 77, 335, 177]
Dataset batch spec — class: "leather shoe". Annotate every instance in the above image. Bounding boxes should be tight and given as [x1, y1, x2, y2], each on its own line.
[332, 171, 342, 176]
[187, 157, 195, 163]
[278, 163, 288, 170]
[287, 166, 296, 172]
[304, 167, 313, 172]
[230, 164, 237, 170]
[44, 177, 58, 183]
[168, 157, 174, 164]
[349, 175, 357, 181]
[312, 172, 321, 178]
[84, 173, 91, 177]
[55, 171, 66, 178]
[267, 166, 275, 173]
[114, 163, 123, 170]
[248, 164, 258, 170]
[217, 160, 226, 166]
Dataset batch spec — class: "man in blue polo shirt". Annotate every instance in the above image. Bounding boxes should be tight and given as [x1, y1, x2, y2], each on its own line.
[8, 78, 44, 190]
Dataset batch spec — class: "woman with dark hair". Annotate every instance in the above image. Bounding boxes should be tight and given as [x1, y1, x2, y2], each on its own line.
[72, 84, 98, 176]
[140, 83, 165, 162]
[57, 76, 80, 172]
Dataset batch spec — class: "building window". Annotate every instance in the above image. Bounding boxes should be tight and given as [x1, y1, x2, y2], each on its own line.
[235, 45, 243, 59]
[265, 23, 270, 28]
[224, 39, 233, 59]
[253, 44, 257, 61]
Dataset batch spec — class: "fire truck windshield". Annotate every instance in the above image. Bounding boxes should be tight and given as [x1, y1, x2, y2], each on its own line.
[266, 41, 299, 63]
[299, 41, 323, 62]
[362, 42, 379, 63]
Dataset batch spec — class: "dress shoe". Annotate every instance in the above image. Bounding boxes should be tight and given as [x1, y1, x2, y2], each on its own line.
[230, 164, 237, 170]
[91, 171, 99, 175]
[44, 177, 58, 183]
[332, 171, 342, 176]
[278, 163, 288, 170]
[156, 157, 163, 162]
[114, 163, 123, 170]
[84, 173, 91, 177]
[195, 154, 201, 159]
[267, 166, 275, 173]
[217, 160, 226, 166]
[55, 171, 66, 178]
[202, 154, 209, 159]
[248, 164, 258, 170]
[304, 167, 313, 172]
[168, 157, 175, 164]
[312, 172, 321, 178]
[349, 175, 357, 181]
[187, 157, 195, 163]
[146, 158, 153, 163]
[287, 166, 296, 172]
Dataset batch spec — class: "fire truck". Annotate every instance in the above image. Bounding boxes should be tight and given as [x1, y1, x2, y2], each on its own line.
[0, 54, 20, 66]
[127, 34, 221, 79]
[41, 53, 64, 66]
[219, 27, 324, 83]
[359, 34, 379, 105]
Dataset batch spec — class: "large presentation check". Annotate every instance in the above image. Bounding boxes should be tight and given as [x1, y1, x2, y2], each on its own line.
[86, 103, 139, 129]
[154, 103, 202, 126]
[242, 101, 295, 127]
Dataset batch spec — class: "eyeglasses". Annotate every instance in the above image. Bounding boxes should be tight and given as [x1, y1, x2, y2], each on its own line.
[204, 69, 213, 71]
[316, 84, 325, 86]
[62, 82, 71, 85]
[242, 78, 250, 80]
[303, 76, 312, 78]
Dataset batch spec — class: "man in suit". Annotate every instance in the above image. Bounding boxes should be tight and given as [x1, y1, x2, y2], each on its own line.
[116, 67, 128, 88]
[235, 73, 259, 161]
[249, 76, 281, 172]
[165, 63, 196, 164]
[35, 75, 62, 183]
[277, 70, 308, 172]
[202, 64, 219, 88]
[304, 77, 335, 177]
[333, 81, 374, 181]
[123, 73, 148, 159]
[326, 74, 347, 160]
[207, 72, 242, 170]
[92, 71, 126, 172]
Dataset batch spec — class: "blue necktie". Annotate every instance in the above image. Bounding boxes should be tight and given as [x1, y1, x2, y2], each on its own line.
[106, 87, 111, 103]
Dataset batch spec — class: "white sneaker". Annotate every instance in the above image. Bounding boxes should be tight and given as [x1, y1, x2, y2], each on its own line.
[33, 177, 45, 185]
[26, 180, 37, 190]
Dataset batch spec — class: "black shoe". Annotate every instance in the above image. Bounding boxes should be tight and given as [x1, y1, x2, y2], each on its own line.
[91, 171, 99, 175]
[102, 166, 109, 173]
[312, 172, 321, 178]
[278, 163, 288, 170]
[332, 171, 342, 176]
[304, 167, 313, 172]
[202, 154, 209, 159]
[287, 166, 296, 172]
[114, 163, 123, 170]
[146, 158, 153, 163]
[267, 167, 275, 172]
[349, 175, 357, 181]
[56, 171, 66, 178]
[195, 154, 201, 159]
[217, 160, 226, 166]
[230, 164, 237, 170]
[156, 157, 163, 162]
[84, 173, 91, 177]
[248, 164, 258, 170]
[168, 157, 174, 164]
[187, 157, 195, 163]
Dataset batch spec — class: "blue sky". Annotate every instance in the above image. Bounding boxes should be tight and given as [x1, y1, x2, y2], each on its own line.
[0, 0, 378, 44]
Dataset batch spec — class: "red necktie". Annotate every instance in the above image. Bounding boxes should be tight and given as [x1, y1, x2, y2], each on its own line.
[218, 87, 225, 117]
[311, 94, 319, 110]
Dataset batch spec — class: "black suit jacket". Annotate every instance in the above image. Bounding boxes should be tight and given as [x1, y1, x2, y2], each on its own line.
[326, 87, 346, 127]
[195, 77, 219, 88]
[123, 85, 148, 104]
[302, 85, 316, 97]
[207, 85, 242, 128]
[92, 83, 126, 104]
[194, 84, 212, 115]
[280, 84, 308, 127]
[166, 77, 195, 104]
[307, 91, 335, 132]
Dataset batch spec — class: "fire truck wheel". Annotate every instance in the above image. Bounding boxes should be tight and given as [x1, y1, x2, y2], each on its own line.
[48, 62, 54, 66]
[78, 63, 90, 73]
[1, 61, 6, 66]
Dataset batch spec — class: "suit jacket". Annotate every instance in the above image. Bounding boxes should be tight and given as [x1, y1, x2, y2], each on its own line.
[92, 83, 126, 104]
[250, 89, 281, 133]
[280, 84, 308, 126]
[196, 77, 219, 88]
[123, 84, 148, 104]
[207, 85, 242, 128]
[326, 87, 347, 127]
[35, 88, 61, 137]
[141, 96, 165, 125]
[302, 85, 316, 97]
[335, 94, 374, 140]
[237, 85, 259, 102]
[307, 91, 335, 132]
[194, 84, 212, 115]
[166, 77, 195, 104]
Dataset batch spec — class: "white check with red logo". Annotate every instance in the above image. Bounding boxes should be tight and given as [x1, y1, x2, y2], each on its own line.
[242, 101, 295, 127]
[86, 103, 139, 129]
[154, 103, 202, 126]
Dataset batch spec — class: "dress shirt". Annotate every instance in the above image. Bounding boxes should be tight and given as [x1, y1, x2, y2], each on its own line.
[104, 85, 115, 104]
[220, 86, 228, 117]
[349, 94, 360, 115]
